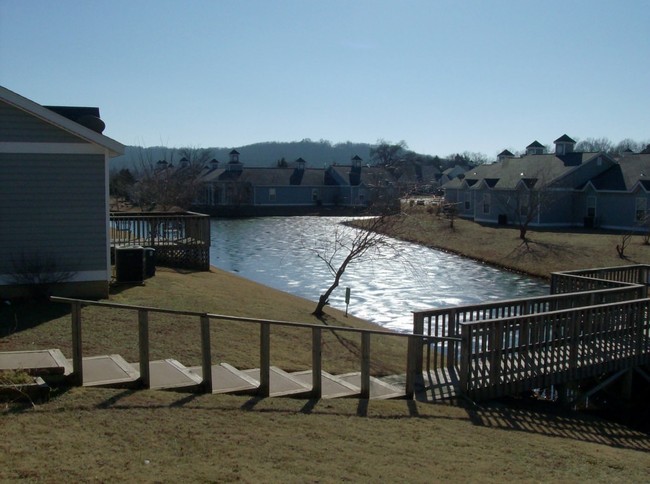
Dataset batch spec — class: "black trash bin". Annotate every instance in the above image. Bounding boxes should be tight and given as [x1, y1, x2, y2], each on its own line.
[115, 246, 145, 283]
[144, 247, 156, 278]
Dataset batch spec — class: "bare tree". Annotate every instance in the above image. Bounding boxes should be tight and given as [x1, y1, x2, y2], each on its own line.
[616, 233, 633, 259]
[575, 137, 614, 154]
[495, 171, 569, 243]
[130, 146, 210, 211]
[312, 216, 398, 317]
[370, 139, 408, 167]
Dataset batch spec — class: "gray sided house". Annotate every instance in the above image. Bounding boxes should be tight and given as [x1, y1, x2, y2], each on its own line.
[579, 153, 650, 231]
[195, 152, 398, 216]
[0, 86, 125, 298]
[443, 134, 649, 230]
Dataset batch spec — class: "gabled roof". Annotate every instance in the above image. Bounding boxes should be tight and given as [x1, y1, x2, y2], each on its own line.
[447, 152, 611, 191]
[586, 154, 650, 191]
[498, 149, 514, 157]
[0, 85, 124, 156]
[526, 141, 544, 148]
[554, 134, 576, 143]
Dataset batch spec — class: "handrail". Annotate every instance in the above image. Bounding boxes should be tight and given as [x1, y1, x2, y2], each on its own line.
[50, 296, 460, 342]
[50, 296, 460, 399]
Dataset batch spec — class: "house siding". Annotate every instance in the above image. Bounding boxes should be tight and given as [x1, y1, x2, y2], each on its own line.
[0, 153, 107, 277]
[596, 189, 649, 230]
[0, 102, 83, 143]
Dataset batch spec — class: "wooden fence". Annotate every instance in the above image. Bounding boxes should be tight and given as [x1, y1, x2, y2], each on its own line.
[51, 297, 459, 399]
[110, 211, 210, 270]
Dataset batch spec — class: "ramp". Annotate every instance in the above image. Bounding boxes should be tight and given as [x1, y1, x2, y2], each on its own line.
[290, 370, 360, 398]
[242, 366, 311, 397]
[336, 372, 403, 399]
[0, 349, 72, 377]
[188, 363, 258, 394]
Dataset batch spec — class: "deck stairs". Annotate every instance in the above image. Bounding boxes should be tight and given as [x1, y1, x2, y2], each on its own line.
[1, 349, 414, 400]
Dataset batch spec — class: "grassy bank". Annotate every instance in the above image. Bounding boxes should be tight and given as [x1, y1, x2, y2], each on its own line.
[382, 205, 650, 279]
[2, 234, 650, 480]
[1, 267, 406, 376]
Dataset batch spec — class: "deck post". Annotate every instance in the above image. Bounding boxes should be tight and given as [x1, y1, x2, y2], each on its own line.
[138, 309, 150, 388]
[200, 315, 212, 393]
[459, 323, 469, 396]
[312, 327, 322, 399]
[412, 313, 425, 374]
[448, 309, 457, 369]
[71, 301, 83, 386]
[259, 322, 270, 397]
[405, 334, 418, 399]
[360, 332, 371, 399]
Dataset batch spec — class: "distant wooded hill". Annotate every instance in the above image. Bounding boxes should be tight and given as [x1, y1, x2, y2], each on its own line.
[109, 140, 377, 171]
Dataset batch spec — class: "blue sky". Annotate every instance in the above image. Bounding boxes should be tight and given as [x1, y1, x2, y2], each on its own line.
[1, 0, 649, 158]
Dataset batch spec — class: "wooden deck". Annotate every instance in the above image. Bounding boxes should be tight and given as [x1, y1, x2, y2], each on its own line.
[14, 264, 646, 404]
[110, 211, 210, 271]
[414, 264, 650, 402]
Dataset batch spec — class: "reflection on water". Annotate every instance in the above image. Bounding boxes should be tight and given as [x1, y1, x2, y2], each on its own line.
[210, 217, 549, 332]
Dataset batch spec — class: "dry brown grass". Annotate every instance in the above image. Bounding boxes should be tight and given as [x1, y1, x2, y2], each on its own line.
[0, 267, 407, 376]
[2, 225, 650, 481]
[385, 205, 650, 279]
[2, 388, 649, 482]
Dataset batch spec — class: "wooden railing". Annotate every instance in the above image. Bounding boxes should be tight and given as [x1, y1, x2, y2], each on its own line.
[412, 284, 645, 374]
[110, 211, 210, 270]
[458, 298, 650, 400]
[51, 297, 459, 399]
[413, 264, 650, 400]
[551, 264, 650, 294]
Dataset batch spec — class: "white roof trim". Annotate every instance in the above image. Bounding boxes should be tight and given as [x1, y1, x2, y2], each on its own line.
[0, 85, 125, 157]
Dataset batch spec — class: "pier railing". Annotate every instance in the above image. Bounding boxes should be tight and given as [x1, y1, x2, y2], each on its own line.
[412, 283, 645, 374]
[110, 211, 210, 270]
[458, 298, 650, 400]
[550, 264, 650, 294]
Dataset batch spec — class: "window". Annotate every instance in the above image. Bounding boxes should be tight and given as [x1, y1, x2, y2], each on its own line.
[586, 197, 596, 218]
[312, 189, 320, 202]
[482, 193, 490, 214]
[636, 197, 647, 222]
[269, 188, 276, 202]
[464, 192, 471, 211]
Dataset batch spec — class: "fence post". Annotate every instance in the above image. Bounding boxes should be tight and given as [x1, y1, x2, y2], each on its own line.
[312, 327, 322, 399]
[71, 301, 83, 386]
[200, 315, 212, 393]
[259, 323, 270, 397]
[412, 313, 425, 374]
[360, 332, 370, 399]
[459, 323, 470, 397]
[138, 309, 150, 388]
[405, 334, 418, 399]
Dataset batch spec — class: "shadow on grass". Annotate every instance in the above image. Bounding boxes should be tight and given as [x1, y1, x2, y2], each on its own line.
[506, 238, 578, 263]
[463, 397, 650, 452]
[0, 300, 70, 338]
